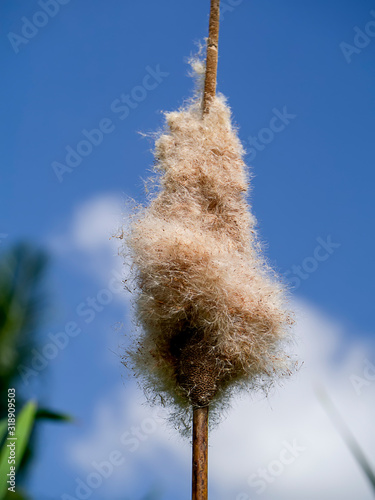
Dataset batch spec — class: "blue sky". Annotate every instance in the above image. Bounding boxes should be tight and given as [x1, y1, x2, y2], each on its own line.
[1, 1, 375, 499]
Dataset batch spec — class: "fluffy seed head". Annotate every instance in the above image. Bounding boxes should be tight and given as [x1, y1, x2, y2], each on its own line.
[122, 82, 295, 431]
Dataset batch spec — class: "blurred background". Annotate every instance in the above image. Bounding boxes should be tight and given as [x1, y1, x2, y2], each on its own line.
[1, 0, 375, 499]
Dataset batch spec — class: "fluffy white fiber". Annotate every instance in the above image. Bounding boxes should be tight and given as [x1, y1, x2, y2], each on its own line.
[122, 72, 294, 432]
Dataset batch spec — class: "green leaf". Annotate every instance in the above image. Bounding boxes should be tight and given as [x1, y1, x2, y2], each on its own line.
[4, 488, 30, 500]
[36, 408, 73, 422]
[0, 420, 7, 445]
[317, 386, 375, 493]
[0, 401, 37, 500]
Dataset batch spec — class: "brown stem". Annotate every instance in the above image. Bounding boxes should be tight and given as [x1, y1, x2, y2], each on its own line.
[202, 0, 221, 114]
[191, 3, 220, 499]
[192, 405, 209, 500]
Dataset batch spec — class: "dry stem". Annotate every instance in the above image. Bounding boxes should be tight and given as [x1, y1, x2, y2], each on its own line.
[192, 406, 209, 500]
[193, 3, 221, 498]
[202, 0, 220, 114]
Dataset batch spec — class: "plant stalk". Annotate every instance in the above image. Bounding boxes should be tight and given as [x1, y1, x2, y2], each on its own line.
[192, 405, 209, 500]
[192, 2, 220, 499]
[202, 0, 221, 114]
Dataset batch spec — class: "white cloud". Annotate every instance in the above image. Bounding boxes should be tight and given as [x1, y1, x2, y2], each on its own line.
[43, 195, 375, 498]
[64, 298, 375, 500]
[47, 194, 132, 303]
[210, 300, 375, 500]
[48, 194, 124, 254]
[68, 195, 123, 253]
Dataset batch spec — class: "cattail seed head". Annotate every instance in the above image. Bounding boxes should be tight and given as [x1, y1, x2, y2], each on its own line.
[122, 75, 295, 431]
